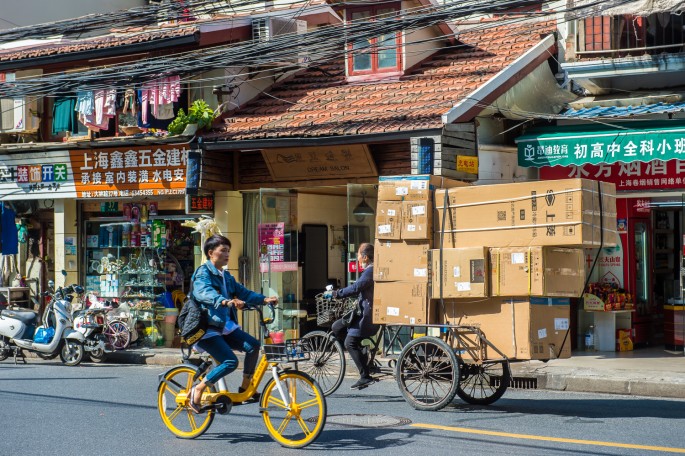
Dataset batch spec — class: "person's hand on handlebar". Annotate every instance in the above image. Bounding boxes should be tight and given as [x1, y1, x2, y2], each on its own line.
[263, 296, 278, 305]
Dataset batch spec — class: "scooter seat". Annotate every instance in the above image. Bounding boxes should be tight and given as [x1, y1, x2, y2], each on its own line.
[1, 309, 38, 325]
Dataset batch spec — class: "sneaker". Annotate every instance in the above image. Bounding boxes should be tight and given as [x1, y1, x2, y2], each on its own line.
[350, 376, 376, 390]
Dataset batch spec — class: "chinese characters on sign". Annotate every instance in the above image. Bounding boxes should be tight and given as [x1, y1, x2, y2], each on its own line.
[259, 222, 285, 262]
[518, 125, 685, 167]
[185, 194, 215, 214]
[539, 160, 685, 191]
[261, 144, 378, 181]
[0, 151, 75, 200]
[71, 145, 189, 198]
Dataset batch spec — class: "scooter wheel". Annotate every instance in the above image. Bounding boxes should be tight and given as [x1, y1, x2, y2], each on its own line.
[88, 349, 107, 363]
[0, 338, 10, 362]
[35, 351, 60, 360]
[60, 340, 84, 366]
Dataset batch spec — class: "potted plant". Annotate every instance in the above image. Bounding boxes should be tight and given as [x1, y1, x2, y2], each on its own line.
[168, 99, 216, 135]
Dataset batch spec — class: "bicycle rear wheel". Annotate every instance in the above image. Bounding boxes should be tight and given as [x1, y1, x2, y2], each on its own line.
[261, 370, 326, 448]
[105, 320, 131, 350]
[158, 365, 215, 439]
[300, 331, 345, 395]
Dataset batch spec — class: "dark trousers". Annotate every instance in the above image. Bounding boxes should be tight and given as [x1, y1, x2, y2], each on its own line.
[331, 319, 369, 379]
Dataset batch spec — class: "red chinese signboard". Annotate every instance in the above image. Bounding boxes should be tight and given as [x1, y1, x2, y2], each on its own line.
[258, 222, 298, 273]
[539, 160, 685, 191]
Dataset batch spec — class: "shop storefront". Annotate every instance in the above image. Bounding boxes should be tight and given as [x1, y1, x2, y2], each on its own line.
[517, 121, 685, 352]
[72, 143, 205, 348]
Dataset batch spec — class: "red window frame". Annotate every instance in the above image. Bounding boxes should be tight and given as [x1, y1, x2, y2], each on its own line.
[346, 3, 403, 79]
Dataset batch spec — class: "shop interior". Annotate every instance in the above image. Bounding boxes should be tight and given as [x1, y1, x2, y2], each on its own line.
[80, 199, 199, 348]
[245, 184, 377, 341]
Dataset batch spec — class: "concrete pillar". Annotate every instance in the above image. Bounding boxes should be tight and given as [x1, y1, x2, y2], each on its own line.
[53, 199, 78, 287]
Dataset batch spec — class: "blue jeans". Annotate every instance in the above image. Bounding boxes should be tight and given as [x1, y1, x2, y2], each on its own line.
[196, 328, 261, 385]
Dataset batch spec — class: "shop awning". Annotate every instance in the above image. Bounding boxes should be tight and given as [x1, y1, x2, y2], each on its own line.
[517, 120, 685, 167]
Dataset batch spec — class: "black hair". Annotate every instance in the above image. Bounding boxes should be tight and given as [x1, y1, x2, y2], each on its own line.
[359, 242, 374, 262]
[203, 234, 232, 259]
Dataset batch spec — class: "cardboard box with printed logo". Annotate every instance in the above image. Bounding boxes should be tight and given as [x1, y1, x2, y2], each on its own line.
[489, 246, 585, 297]
[374, 240, 429, 282]
[373, 282, 428, 325]
[429, 296, 571, 360]
[378, 174, 469, 202]
[435, 178, 618, 248]
[401, 201, 432, 240]
[429, 247, 489, 298]
[375, 201, 402, 240]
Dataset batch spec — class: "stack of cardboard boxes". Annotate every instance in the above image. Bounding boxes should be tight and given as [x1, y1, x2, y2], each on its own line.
[373, 177, 619, 361]
[372, 175, 467, 325]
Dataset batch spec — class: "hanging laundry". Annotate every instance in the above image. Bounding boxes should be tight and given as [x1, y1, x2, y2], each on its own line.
[1, 203, 18, 255]
[77, 89, 117, 131]
[140, 75, 181, 124]
[51, 96, 79, 135]
[122, 88, 137, 116]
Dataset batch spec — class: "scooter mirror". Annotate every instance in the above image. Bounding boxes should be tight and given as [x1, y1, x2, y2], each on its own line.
[48, 280, 54, 288]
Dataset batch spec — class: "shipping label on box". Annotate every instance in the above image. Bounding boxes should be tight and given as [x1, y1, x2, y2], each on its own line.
[402, 201, 432, 240]
[376, 201, 402, 240]
[435, 178, 618, 248]
[429, 247, 488, 298]
[490, 247, 585, 297]
[374, 240, 429, 282]
[373, 282, 428, 325]
[378, 175, 469, 201]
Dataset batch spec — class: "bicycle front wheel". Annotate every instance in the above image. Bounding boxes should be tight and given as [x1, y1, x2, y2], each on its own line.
[261, 370, 326, 449]
[105, 320, 131, 350]
[300, 331, 345, 395]
[158, 365, 215, 439]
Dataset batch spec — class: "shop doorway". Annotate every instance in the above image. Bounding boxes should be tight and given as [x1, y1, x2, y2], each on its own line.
[257, 189, 300, 340]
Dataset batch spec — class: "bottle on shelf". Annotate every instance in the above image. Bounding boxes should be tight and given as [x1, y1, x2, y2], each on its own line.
[585, 325, 595, 351]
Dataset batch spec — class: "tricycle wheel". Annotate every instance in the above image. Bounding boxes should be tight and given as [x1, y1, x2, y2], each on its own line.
[456, 359, 510, 405]
[396, 336, 459, 411]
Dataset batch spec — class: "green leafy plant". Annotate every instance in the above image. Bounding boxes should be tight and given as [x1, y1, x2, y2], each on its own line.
[168, 100, 216, 135]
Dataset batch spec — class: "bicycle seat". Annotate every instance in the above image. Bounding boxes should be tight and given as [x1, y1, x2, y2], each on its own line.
[1, 309, 38, 324]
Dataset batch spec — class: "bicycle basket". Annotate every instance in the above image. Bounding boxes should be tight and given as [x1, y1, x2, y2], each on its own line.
[263, 339, 311, 363]
[315, 293, 358, 327]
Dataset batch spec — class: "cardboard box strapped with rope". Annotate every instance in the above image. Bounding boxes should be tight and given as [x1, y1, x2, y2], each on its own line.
[434, 178, 618, 248]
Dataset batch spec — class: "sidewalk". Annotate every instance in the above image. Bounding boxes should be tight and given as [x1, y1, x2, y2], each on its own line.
[104, 345, 685, 399]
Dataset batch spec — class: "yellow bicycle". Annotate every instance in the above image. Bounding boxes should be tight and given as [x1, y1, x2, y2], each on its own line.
[157, 304, 326, 448]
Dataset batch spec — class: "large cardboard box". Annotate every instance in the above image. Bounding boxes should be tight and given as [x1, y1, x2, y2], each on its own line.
[435, 178, 619, 248]
[429, 247, 489, 298]
[401, 201, 432, 240]
[374, 240, 429, 282]
[376, 201, 402, 240]
[378, 174, 469, 201]
[373, 282, 428, 325]
[430, 297, 571, 360]
[490, 247, 585, 297]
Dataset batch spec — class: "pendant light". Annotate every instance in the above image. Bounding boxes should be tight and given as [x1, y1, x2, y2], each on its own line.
[353, 191, 374, 220]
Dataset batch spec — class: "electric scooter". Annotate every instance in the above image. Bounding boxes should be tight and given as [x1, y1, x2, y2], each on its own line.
[0, 274, 86, 366]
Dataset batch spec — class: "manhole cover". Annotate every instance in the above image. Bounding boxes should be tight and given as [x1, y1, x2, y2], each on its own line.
[309, 414, 411, 428]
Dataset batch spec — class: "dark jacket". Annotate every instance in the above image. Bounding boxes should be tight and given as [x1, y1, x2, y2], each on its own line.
[191, 261, 265, 329]
[336, 264, 378, 338]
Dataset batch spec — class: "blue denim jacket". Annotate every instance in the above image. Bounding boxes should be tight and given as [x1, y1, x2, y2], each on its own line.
[191, 261, 266, 329]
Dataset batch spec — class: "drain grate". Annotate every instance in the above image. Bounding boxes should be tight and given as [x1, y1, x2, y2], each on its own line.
[504, 376, 538, 389]
[308, 414, 412, 428]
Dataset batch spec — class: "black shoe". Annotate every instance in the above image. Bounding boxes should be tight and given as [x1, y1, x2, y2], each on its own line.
[368, 364, 382, 375]
[351, 376, 376, 390]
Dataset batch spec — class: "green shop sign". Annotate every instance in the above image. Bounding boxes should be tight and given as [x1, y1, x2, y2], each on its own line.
[517, 121, 685, 167]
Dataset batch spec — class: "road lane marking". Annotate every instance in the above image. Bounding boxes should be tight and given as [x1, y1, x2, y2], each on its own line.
[412, 423, 685, 454]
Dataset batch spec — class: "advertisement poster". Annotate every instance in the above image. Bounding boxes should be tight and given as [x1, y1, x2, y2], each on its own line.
[258, 222, 298, 273]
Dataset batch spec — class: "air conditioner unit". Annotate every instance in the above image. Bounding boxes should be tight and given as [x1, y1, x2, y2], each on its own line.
[251, 17, 308, 65]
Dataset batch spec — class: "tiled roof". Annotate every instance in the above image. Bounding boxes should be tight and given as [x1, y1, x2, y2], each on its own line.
[0, 25, 199, 63]
[216, 19, 556, 140]
[562, 101, 685, 118]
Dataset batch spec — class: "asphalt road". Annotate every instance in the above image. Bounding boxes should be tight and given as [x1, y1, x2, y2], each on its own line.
[1, 360, 684, 456]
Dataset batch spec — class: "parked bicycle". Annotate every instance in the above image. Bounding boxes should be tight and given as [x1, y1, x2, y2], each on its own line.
[73, 299, 132, 362]
[157, 303, 326, 448]
[299, 294, 511, 411]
